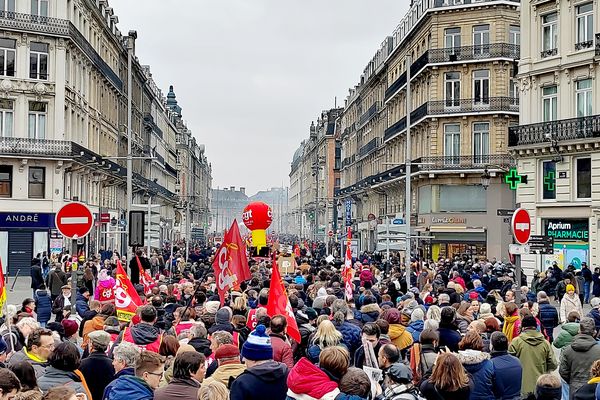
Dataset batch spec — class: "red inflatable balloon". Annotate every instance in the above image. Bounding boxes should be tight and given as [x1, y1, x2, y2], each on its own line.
[242, 202, 273, 230]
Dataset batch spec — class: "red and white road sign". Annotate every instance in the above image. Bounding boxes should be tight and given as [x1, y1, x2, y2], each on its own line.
[55, 202, 93, 239]
[511, 208, 531, 245]
[328, 230, 334, 237]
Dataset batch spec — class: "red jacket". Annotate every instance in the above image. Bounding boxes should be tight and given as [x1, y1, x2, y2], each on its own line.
[287, 358, 339, 399]
[269, 333, 294, 369]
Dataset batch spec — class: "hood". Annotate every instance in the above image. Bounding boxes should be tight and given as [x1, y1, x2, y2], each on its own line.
[317, 288, 328, 298]
[216, 308, 231, 325]
[563, 322, 580, 336]
[110, 375, 153, 398]
[571, 334, 599, 352]
[213, 363, 247, 381]
[115, 367, 135, 379]
[189, 337, 212, 356]
[409, 320, 424, 330]
[287, 358, 338, 399]
[388, 323, 407, 339]
[247, 359, 288, 382]
[520, 330, 546, 346]
[457, 349, 490, 366]
[360, 303, 381, 315]
[130, 323, 160, 344]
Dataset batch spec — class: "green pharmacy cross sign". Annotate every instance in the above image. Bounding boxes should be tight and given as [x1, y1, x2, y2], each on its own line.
[544, 171, 556, 191]
[504, 168, 528, 190]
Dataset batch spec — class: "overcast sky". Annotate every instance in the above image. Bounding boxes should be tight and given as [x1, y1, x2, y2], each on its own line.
[110, 0, 409, 196]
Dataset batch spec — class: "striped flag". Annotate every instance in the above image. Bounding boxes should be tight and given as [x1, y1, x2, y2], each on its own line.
[343, 227, 353, 300]
[0, 257, 6, 317]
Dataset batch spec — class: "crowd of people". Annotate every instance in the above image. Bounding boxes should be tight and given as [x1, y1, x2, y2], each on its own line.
[0, 247, 599, 400]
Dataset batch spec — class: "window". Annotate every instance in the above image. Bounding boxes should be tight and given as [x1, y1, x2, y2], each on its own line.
[31, 0, 48, 16]
[0, 99, 13, 137]
[509, 25, 520, 46]
[28, 102, 46, 139]
[542, 160, 556, 200]
[445, 27, 461, 52]
[0, 0, 14, 12]
[418, 185, 432, 214]
[444, 124, 460, 164]
[445, 72, 460, 108]
[472, 25, 490, 56]
[576, 3, 593, 49]
[28, 167, 45, 199]
[576, 79, 592, 117]
[542, 86, 558, 122]
[542, 12, 558, 57]
[438, 185, 486, 212]
[0, 38, 15, 77]
[473, 70, 490, 106]
[576, 157, 591, 198]
[509, 69, 518, 107]
[29, 42, 48, 80]
[473, 122, 489, 164]
[0, 165, 11, 198]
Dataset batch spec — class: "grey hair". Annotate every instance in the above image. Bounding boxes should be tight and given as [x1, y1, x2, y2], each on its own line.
[537, 291, 548, 301]
[579, 317, 596, 336]
[473, 279, 482, 288]
[332, 299, 349, 324]
[189, 323, 207, 339]
[438, 293, 450, 303]
[113, 342, 141, 367]
[16, 317, 39, 330]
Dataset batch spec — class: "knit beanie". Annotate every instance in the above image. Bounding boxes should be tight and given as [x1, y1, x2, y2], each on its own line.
[566, 284, 575, 293]
[216, 307, 232, 325]
[61, 319, 78, 338]
[241, 324, 273, 361]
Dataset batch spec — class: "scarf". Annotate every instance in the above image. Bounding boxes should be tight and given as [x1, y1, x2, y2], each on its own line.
[24, 348, 46, 363]
[503, 315, 520, 342]
[589, 377, 600, 384]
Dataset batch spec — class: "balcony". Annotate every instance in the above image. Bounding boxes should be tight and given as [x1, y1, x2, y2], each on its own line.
[357, 102, 381, 129]
[384, 117, 407, 141]
[342, 122, 356, 137]
[384, 71, 407, 102]
[143, 113, 164, 139]
[0, 137, 72, 157]
[416, 154, 514, 170]
[0, 11, 122, 91]
[341, 154, 356, 169]
[426, 97, 519, 115]
[575, 40, 593, 51]
[358, 138, 380, 158]
[428, 43, 519, 63]
[508, 114, 600, 147]
[541, 48, 558, 58]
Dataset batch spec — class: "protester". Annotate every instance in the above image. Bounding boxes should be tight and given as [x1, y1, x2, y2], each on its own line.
[79, 330, 115, 400]
[102, 342, 140, 399]
[572, 359, 600, 400]
[201, 343, 246, 389]
[118, 305, 162, 352]
[0, 368, 21, 400]
[490, 331, 522, 400]
[104, 350, 163, 400]
[198, 380, 229, 400]
[8, 328, 54, 378]
[33, 285, 51, 328]
[559, 317, 600, 397]
[537, 291, 559, 343]
[153, 351, 206, 400]
[51, 285, 71, 323]
[37, 341, 91, 397]
[457, 331, 495, 400]
[8, 361, 42, 400]
[420, 352, 471, 400]
[560, 285, 583, 324]
[269, 314, 294, 368]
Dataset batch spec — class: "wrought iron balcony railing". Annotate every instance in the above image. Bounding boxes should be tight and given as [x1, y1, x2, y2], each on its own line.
[509, 114, 600, 147]
[0, 136, 71, 157]
[575, 40, 593, 51]
[541, 48, 558, 58]
[358, 138, 380, 158]
[357, 102, 381, 129]
[415, 154, 514, 170]
[143, 113, 164, 139]
[341, 154, 356, 169]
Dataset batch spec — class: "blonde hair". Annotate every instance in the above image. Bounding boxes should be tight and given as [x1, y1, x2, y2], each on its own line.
[232, 296, 247, 312]
[536, 373, 560, 389]
[426, 305, 441, 322]
[198, 380, 228, 400]
[312, 319, 342, 348]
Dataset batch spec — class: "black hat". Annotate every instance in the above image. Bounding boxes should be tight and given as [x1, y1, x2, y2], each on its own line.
[522, 315, 537, 329]
[79, 287, 90, 294]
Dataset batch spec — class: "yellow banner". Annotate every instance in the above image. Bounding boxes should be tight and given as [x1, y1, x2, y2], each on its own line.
[117, 309, 135, 322]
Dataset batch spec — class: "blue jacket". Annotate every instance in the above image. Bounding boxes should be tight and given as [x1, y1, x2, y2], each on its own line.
[458, 350, 495, 400]
[588, 308, 600, 331]
[334, 321, 362, 357]
[538, 301, 559, 340]
[406, 320, 424, 343]
[103, 368, 135, 400]
[230, 360, 288, 400]
[34, 289, 52, 324]
[104, 374, 152, 400]
[75, 292, 90, 318]
[438, 322, 462, 352]
[490, 351, 522, 400]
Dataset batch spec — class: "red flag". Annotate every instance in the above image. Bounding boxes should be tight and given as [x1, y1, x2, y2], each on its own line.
[293, 244, 300, 258]
[136, 256, 156, 294]
[115, 260, 143, 322]
[267, 255, 301, 342]
[343, 228, 353, 300]
[0, 257, 6, 317]
[213, 219, 251, 304]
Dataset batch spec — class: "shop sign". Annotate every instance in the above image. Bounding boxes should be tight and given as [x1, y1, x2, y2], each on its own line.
[0, 212, 55, 229]
[431, 216, 467, 224]
[544, 219, 589, 242]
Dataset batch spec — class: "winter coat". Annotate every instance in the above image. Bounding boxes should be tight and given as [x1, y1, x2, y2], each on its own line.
[560, 294, 583, 323]
[229, 359, 289, 400]
[508, 329, 557, 396]
[538, 301, 559, 341]
[47, 269, 67, 296]
[593, 273, 600, 297]
[271, 333, 295, 369]
[573, 377, 600, 400]
[7, 348, 48, 378]
[30, 265, 44, 290]
[1, 326, 26, 353]
[104, 375, 153, 400]
[420, 379, 471, 400]
[120, 322, 160, 348]
[287, 357, 339, 400]
[334, 320, 362, 356]
[201, 362, 246, 389]
[79, 351, 115, 400]
[75, 292, 90, 317]
[457, 350, 495, 400]
[34, 290, 51, 324]
[102, 367, 135, 400]
[388, 323, 414, 351]
[359, 303, 381, 324]
[559, 334, 600, 397]
[438, 322, 462, 352]
[455, 315, 471, 335]
[382, 384, 421, 400]
[490, 351, 522, 400]
[406, 320, 424, 343]
[188, 336, 212, 357]
[154, 377, 200, 400]
[587, 308, 600, 332]
[38, 366, 87, 394]
[51, 295, 70, 322]
[82, 315, 106, 347]
[553, 323, 580, 349]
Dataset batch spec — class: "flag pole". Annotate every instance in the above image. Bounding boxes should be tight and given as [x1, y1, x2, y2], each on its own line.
[0, 257, 14, 356]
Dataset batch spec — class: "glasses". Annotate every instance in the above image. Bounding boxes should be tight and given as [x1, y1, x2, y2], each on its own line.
[146, 371, 163, 377]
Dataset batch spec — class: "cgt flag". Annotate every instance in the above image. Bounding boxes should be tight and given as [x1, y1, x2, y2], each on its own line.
[213, 219, 251, 305]
[342, 227, 353, 300]
[115, 260, 143, 322]
[267, 254, 300, 342]
[136, 255, 156, 295]
[0, 257, 6, 317]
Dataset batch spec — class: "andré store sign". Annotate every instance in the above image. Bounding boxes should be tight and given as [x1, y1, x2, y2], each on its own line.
[544, 219, 589, 242]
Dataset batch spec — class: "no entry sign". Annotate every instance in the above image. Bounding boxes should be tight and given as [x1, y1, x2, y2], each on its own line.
[511, 208, 531, 245]
[55, 202, 93, 239]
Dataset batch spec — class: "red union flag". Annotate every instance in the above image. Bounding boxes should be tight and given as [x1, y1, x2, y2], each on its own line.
[267, 255, 301, 343]
[0, 257, 6, 317]
[136, 256, 156, 294]
[343, 227, 353, 300]
[115, 260, 143, 321]
[213, 219, 251, 304]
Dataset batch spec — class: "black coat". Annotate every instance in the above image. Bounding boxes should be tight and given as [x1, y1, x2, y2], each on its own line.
[47, 269, 67, 296]
[538, 301, 559, 341]
[229, 360, 288, 400]
[30, 265, 44, 290]
[128, 255, 151, 285]
[79, 351, 116, 400]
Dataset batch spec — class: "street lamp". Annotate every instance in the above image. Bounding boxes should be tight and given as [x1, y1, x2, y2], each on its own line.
[481, 168, 491, 190]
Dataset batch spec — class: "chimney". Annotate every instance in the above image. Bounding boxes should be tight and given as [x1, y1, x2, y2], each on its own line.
[230, 186, 235, 191]
[240, 187, 245, 195]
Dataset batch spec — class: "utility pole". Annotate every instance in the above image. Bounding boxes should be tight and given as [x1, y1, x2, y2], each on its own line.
[125, 31, 137, 261]
[405, 54, 412, 290]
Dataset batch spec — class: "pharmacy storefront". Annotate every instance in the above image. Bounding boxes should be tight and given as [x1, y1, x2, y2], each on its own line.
[543, 218, 589, 269]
